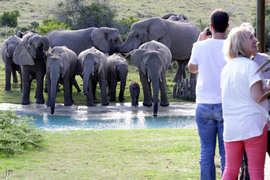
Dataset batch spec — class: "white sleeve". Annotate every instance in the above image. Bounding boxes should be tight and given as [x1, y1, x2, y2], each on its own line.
[189, 43, 199, 65]
[248, 61, 263, 88]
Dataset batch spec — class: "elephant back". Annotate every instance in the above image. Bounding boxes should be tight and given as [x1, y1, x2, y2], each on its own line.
[46, 27, 97, 55]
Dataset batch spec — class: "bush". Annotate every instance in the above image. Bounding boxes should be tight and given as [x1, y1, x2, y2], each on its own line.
[57, 0, 116, 29]
[0, 10, 20, 27]
[0, 111, 43, 156]
[115, 16, 140, 41]
[37, 18, 71, 35]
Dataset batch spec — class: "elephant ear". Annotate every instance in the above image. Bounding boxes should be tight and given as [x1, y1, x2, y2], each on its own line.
[1, 41, 8, 60]
[13, 42, 35, 65]
[91, 28, 110, 53]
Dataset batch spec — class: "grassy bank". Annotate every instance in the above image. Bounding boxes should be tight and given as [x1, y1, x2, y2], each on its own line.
[0, 129, 222, 179]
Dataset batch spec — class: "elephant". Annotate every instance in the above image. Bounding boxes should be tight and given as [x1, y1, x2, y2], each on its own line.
[1, 35, 22, 91]
[46, 46, 79, 114]
[129, 81, 140, 107]
[120, 17, 200, 97]
[78, 47, 109, 106]
[162, 13, 189, 22]
[130, 40, 172, 116]
[105, 53, 128, 102]
[46, 27, 122, 55]
[13, 31, 49, 105]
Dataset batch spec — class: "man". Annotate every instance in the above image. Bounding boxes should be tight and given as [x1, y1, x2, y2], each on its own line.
[188, 9, 229, 180]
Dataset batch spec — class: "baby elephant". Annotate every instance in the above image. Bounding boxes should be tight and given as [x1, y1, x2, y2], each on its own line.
[129, 81, 140, 107]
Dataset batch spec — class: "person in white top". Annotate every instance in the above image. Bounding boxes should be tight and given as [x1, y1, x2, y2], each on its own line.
[188, 9, 229, 180]
[221, 26, 269, 180]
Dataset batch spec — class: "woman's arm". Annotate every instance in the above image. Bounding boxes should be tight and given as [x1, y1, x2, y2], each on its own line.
[251, 80, 267, 103]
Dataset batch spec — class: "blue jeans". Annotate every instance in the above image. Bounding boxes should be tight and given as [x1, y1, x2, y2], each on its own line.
[195, 103, 225, 180]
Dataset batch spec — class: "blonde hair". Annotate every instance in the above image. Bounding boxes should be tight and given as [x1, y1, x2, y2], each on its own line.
[223, 27, 251, 60]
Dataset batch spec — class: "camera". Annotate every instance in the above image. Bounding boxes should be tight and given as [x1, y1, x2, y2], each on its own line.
[206, 28, 212, 36]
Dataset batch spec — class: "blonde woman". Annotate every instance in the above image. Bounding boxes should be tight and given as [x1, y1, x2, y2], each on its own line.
[221, 26, 269, 179]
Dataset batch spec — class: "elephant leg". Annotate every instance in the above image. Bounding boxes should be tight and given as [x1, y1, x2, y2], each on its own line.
[63, 78, 73, 106]
[160, 75, 169, 106]
[109, 80, 117, 102]
[35, 72, 45, 104]
[119, 80, 126, 103]
[99, 78, 109, 106]
[73, 79, 81, 93]
[4, 63, 12, 91]
[11, 64, 18, 83]
[139, 72, 152, 107]
[21, 67, 31, 105]
[92, 80, 97, 101]
[87, 79, 94, 106]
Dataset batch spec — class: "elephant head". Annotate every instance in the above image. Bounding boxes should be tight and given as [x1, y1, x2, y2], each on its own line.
[46, 46, 78, 114]
[131, 40, 172, 116]
[78, 47, 108, 106]
[91, 27, 123, 55]
[120, 18, 170, 53]
[13, 32, 49, 66]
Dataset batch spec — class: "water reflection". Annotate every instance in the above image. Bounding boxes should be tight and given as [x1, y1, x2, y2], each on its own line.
[16, 111, 196, 130]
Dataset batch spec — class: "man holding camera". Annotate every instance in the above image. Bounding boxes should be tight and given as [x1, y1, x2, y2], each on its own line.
[188, 9, 230, 180]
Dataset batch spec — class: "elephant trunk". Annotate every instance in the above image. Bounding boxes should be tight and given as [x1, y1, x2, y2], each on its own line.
[83, 70, 91, 96]
[50, 67, 60, 115]
[151, 77, 160, 117]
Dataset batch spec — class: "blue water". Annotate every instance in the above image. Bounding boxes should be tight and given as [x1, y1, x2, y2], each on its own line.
[16, 111, 196, 130]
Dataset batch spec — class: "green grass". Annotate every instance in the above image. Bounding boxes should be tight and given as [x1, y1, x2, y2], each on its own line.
[0, 129, 223, 180]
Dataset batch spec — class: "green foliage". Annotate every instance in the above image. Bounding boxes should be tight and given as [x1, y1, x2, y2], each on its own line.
[0, 10, 20, 27]
[0, 111, 43, 156]
[195, 18, 208, 31]
[115, 16, 140, 40]
[57, 0, 116, 29]
[37, 18, 71, 35]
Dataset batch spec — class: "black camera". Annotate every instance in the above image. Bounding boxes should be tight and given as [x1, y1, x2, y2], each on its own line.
[206, 28, 212, 36]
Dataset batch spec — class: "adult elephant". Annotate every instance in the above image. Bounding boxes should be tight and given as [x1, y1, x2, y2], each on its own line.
[46, 46, 79, 114]
[1, 35, 22, 91]
[120, 17, 200, 97]
[162, 13, 189, 22]
[105, 54, 128, 102]
[46, 27, 122, 55]
[78, 47, 109, 106]
[13, 31, 49, 105]
[130, 40, 172, 116]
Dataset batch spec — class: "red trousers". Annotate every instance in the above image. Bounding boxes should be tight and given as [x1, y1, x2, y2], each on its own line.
[222, 125, 268, 180]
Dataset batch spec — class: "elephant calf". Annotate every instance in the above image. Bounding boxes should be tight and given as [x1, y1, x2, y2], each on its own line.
[46, 46, 79, 114]
[105, 54, 128, 102]
[129, 81, 140, 107]
[78, 47, 109, 106]
[130, 40, 172, 116]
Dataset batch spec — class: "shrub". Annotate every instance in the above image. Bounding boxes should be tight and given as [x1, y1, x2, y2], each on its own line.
[0, 111, 43, 156]
[57, 0, 116, 29]
[0, 10, 20, 27]
[37, 18, 71, 35]
[115, 16, 140, 41]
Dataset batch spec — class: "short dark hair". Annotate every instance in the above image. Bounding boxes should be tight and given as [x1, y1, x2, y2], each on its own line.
[211, 9, 229, 33]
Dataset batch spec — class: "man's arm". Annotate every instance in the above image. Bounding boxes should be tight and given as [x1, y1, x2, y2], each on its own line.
[188, 63, 198, 74]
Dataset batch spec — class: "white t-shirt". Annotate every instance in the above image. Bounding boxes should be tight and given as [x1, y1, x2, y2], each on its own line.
[221, 57, 268, 142]
[189, 39, 227, 104]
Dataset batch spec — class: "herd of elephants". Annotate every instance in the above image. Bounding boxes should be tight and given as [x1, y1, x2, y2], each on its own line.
[0, 14, 200, 116]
